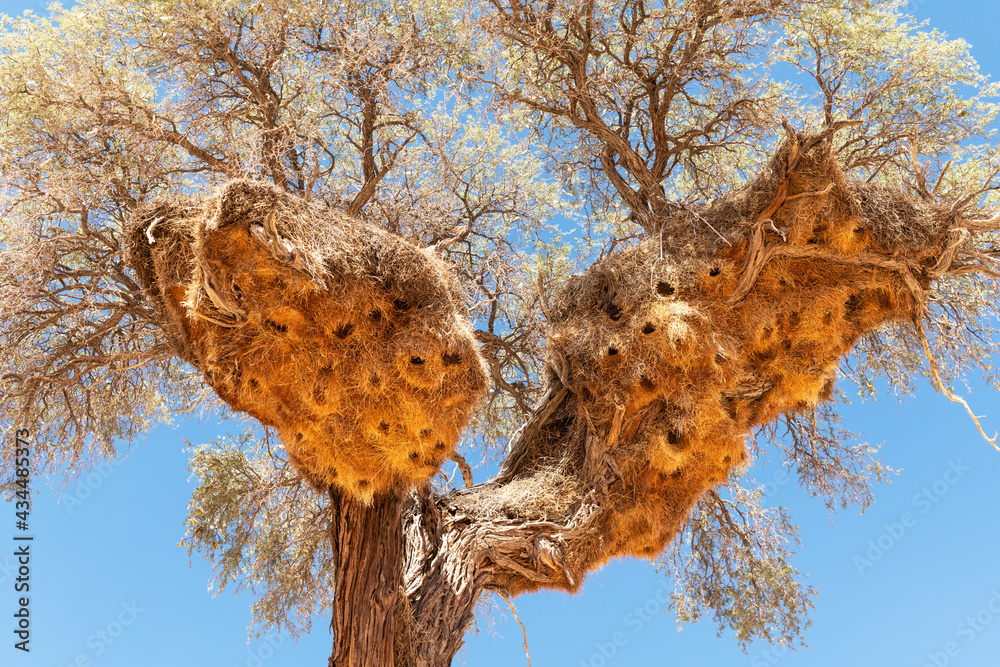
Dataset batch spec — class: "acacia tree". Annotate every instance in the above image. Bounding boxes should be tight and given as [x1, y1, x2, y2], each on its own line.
[2, 0, 999, 665]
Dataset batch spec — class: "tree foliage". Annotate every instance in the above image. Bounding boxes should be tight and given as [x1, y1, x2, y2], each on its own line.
[2, 0, 998, 656]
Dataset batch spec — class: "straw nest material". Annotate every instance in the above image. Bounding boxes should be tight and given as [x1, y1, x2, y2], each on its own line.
[125, 180, 488, 502]
[493, 133, 953, 573]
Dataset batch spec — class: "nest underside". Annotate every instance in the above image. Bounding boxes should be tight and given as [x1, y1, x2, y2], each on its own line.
[125, 180, 488, 502]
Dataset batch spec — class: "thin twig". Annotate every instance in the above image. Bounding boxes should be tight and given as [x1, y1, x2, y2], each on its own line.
[145, 216, 163, 244]
[537, 271, 552, 323]
[784, 182, 835, 202]
[499, 591, 532, 667]
[168, 388, 218, 414]
[449, 451, 474, 488]
[685, 205, 732, 246]
[917, 324, 999, 451]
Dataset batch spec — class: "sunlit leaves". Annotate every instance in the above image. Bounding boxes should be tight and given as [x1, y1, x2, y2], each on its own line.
[183, 426, 334, 637]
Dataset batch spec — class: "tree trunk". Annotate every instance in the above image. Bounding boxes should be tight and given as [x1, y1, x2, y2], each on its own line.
[329, 487, 406, 667]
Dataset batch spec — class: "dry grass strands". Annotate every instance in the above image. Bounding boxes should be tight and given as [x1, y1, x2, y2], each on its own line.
[125, 181, 488, 502]
[518, 130, 957, 572]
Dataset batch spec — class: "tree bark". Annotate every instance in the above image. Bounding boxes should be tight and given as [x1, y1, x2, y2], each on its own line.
[399, 384, 658, 666]
[329, 487, 406, 667]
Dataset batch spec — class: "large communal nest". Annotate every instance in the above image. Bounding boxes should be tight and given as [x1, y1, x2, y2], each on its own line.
[484, 130, 956, 579]
[125, 181, 488, 502]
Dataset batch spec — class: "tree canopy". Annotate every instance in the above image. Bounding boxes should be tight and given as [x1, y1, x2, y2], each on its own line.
[1, 0, 998, 661]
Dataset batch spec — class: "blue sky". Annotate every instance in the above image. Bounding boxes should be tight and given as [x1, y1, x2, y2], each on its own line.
[2, 1, 1000, 666]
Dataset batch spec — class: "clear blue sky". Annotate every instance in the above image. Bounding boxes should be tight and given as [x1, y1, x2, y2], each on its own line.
[2, 1, 999, 666]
